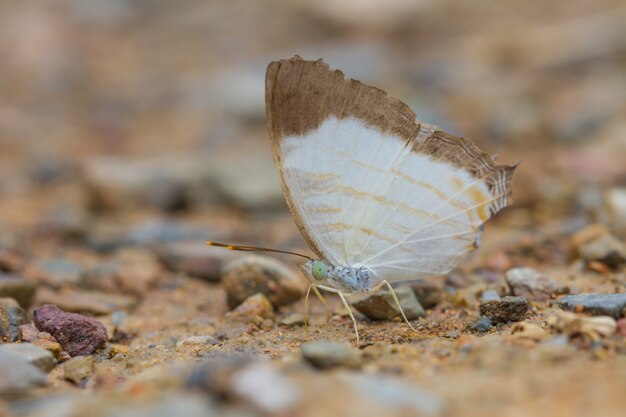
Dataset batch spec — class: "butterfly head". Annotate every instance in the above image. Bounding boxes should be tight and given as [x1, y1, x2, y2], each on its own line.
[301, 259, 331, 283]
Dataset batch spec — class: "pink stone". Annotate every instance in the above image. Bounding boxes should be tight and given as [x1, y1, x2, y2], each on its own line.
[33, 304, 107, 357]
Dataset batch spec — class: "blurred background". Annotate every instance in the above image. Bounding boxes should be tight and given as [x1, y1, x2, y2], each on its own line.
[1, 0, 625, 250]
[1, 2, 626, 416]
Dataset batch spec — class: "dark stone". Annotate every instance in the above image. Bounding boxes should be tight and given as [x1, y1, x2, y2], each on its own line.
[557, 293, 626, 319]
[0, 298, 28, 342]
[0, 274, 37, 308]
[33, 304, 107, 357]
[479, 296, 528, 323]
[468, 316, 493, 333]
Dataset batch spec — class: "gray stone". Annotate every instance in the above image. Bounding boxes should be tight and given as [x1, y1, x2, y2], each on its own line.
[0, 348, 47, 395]
[467, 316, 493, 334]
[62, 355, 94, 384]
[352, 287, 425, 321]
[0, 274, 36, 308]
[221, 255, 305, 308]
[479, 296, 528, 323]
[157, 241, 228, 281]
[557, 293, 626, 318]
[0, 343, 57, 372]
[505, 267, 569, 301]
[28, 259, 85, 286]
[0, 298, 28, 342]
[301, 341, 360, 370]
[578, 234, 626, 269]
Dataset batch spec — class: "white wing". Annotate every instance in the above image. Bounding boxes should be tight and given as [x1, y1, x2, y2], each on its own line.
[280, 117, 513, 282]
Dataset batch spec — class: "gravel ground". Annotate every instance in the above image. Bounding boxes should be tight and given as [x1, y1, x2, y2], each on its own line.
[1, 1, 625, 416]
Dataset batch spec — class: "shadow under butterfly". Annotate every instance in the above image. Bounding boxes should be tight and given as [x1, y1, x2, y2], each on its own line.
[209, 56, 516, 345]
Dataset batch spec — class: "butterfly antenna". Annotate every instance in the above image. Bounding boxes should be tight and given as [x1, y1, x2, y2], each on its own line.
[206, 241, 312, 260]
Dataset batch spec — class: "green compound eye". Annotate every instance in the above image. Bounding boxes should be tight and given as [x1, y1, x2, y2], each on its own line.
[311, 261, 328, 281]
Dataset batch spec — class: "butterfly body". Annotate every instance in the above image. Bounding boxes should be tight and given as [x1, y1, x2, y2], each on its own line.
[301, 259, 372, 293]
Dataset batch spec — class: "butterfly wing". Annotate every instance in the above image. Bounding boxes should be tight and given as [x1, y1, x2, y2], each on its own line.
[266, 56, 514, 282]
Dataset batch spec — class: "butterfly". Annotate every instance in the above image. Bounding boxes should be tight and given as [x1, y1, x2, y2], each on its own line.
[209, 56, 515, 344]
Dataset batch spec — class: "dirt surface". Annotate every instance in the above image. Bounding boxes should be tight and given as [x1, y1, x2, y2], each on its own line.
[1, 1, 626, 416]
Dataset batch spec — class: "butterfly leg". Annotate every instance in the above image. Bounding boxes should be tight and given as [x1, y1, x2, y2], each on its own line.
[303, 284, 312, 326]
[338, 291, 360, 345]
[381, 280, 418, 333]
[311, 285, 331, 323]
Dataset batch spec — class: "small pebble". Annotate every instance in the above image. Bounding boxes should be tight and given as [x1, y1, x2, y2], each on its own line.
[505, 267, 569, 301]
[280, 313, 305, 327]
[351, 287, 425, 321]
[0, 297, 28, 342]
[510, 321, 549, 341]
[557, 293, 626, 318]
[605, 188, 626, 235]
[177, 335, 219, 347]
[578, 234, 626, 269]
[0, 343, 57, 372]
[468, 316, 492, 333]
[62, 355, 95, 384]
[0, 274, 37, 308]
[548, 310, 617, 339]
[33, 304, 108, 357]
[301, 341, 360, 369]
[227, 293, 275, 326]
[479, 296, 528, 323]
[617, 318, 626, 337]
[19, 324, 63, 361]
[221, 255, 305, 308]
